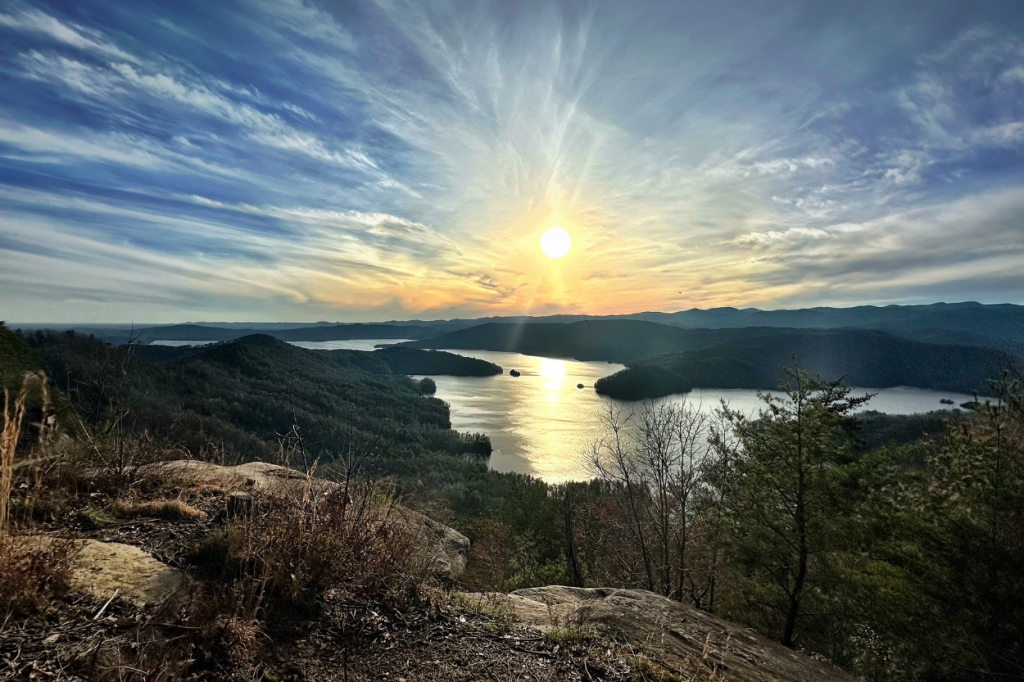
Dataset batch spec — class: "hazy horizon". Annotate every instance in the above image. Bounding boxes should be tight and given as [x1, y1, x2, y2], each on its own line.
[7, 299, 1023, 327]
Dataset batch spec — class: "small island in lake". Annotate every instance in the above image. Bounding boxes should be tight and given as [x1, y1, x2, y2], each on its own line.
[509, 369, 521, 377]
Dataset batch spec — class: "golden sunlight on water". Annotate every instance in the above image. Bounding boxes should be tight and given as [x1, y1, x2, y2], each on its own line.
[539, 357, 565, 391]
[413, 348, 980, 484]
[232, 341, 984, 485]
[415, 349, 624, 483]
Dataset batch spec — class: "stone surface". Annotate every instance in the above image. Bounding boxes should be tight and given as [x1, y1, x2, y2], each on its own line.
[34, 537, 185, 608]
[470, 586, 857, 682]
[394, 507, 471, 581]
[139, 460, 334, 497]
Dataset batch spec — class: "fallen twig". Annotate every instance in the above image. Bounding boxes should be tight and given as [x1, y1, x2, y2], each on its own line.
[93, 589, 120, 621]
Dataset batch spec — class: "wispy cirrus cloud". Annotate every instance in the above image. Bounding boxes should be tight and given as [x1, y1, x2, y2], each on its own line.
[0, 0, 1023, 322]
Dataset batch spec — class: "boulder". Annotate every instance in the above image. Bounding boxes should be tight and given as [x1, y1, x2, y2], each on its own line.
[33, 537, 185, 608]
[468, 586, 856, 682]
[393, 507, 471, 581]
[139, 460, 334, 498]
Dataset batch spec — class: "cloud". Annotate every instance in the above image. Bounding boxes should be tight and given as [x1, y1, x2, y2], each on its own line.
[1, 1, 1024, 321]
[0, 5, 137, 62]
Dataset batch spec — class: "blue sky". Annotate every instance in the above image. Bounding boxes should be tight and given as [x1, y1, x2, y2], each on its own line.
[1, 0, 1023, 322]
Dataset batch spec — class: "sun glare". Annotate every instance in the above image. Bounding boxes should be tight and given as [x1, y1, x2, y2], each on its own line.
[540, 226, 571, 258]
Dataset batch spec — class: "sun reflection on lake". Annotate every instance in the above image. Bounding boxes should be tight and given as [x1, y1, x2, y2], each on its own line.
[402, 348, 977, 484]
[539, 357, 565, 390]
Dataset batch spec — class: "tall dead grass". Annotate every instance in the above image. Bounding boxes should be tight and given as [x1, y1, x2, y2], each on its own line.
[0, 371, 78, 622]
[1, 371, 48, 534]
[0, 535, 78, 620]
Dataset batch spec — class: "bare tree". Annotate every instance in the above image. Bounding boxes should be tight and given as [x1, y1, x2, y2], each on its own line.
[583, 399, 721, 603]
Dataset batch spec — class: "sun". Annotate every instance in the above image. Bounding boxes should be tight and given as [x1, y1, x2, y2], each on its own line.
[540, 226, 571, 258]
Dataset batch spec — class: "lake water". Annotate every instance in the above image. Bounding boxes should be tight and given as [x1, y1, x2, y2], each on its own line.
[416, 349, 977, 483]
[288, 339, 409, 351]
[151, 340, 215, 346]
[151, 339, 976, 484]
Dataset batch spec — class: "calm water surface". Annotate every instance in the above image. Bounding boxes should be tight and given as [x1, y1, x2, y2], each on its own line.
[418, 349, 977, 483]
[288, 339, 409, 351]
[152, 339, 976, 484]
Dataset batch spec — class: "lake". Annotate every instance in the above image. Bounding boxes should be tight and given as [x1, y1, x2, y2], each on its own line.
[412, 348, 977, 483]
[151, 339, 976, 483]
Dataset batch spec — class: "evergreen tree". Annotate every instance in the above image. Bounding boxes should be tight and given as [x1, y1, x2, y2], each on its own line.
[713, 366, 871, 647]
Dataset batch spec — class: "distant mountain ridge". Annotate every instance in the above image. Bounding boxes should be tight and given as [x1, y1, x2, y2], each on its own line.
[389, 302, 1024, 348]
[16, 302, 1024, 350]
[48, 323, 438, 345]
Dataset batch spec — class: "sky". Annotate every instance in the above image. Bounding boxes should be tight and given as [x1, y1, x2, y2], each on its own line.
[1, 0, 1024, 323]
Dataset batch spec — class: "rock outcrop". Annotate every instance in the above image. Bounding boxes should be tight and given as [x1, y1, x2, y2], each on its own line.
[138, 460, 470, 580]
[139, 460, 334, 497]
[470, 586, 856, 682]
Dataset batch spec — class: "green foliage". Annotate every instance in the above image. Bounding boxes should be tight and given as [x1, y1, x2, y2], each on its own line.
[13, 325, 1024, 681]
[0, 323, 38, 392]
[701, 367, 1024, 681]
[897, 384, 1024, 680]
[855, 409, 956, 455]
[712, 368, 872, 647]
[25, 332, 492, 485]
[373, 346, 501, 376]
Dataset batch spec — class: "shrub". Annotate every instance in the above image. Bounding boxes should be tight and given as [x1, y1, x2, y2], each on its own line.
[229, 478, 425, 605]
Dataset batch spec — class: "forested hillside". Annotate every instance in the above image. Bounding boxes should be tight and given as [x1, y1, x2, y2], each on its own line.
[23, 332, 497, 483]
[403, 320, 798, 362]
[594, 329, 1013, 399]
[5, 322, 1024, 680]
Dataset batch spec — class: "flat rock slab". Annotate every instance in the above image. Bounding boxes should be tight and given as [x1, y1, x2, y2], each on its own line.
[139, 460, 333, 498]
[34, 537, 185, 608]
[73, 540, 185, 608]
[471, 586, 856, 682]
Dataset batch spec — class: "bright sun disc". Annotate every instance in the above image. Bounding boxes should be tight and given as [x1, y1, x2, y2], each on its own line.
[540, 226, 571, 258]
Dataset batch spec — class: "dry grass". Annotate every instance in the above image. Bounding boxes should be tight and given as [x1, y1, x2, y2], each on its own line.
[110, 498, 208, 522]
[628, 630, 729, 682]
[454, 591, 519, 633]
[545, 607, 597, 645]
[0, 372, 73, 622]
[2, 371, 48, 534]
[230, 478, 425, 605]
[216, 614, 263, 665]
[0, 535, 79, 620]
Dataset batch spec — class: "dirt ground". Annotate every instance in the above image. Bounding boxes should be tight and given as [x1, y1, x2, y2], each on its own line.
[3, 482, 649, 682]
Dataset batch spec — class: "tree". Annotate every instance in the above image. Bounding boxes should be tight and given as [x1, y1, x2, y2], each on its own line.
[712, 366, 871, 647]
[907, 370, 1024, 680]
[583, 400, 719, 603]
